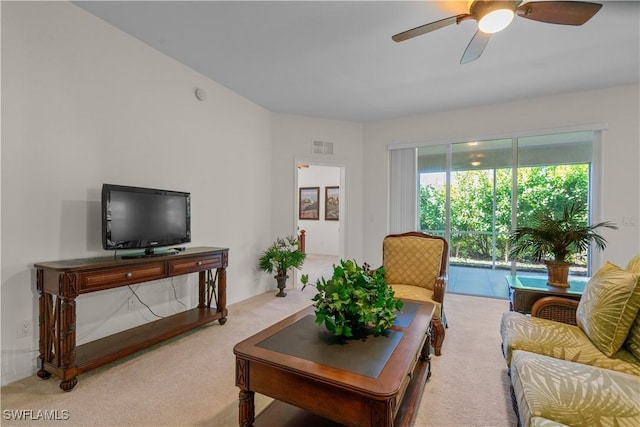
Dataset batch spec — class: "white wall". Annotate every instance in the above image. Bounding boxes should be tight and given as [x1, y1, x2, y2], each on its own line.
[362, 85, 640, 268]
[1, 1, 274, 385]
[297, 165, 340, 255]
[271, 113, 364, 261]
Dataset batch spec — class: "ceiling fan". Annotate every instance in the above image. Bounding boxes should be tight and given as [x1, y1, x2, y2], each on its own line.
[392, 1, 603, 64]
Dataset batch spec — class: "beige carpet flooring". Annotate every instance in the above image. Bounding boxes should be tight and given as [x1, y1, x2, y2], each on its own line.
[1, 286, 517, 427]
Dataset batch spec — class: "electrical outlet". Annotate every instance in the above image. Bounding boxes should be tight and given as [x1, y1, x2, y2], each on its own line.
[128, 297, 136, 311]
[17, 320, 32, 338]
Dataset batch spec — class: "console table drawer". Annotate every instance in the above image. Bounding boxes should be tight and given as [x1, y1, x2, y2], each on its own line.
[169, 254, 222, 275]
[79, 263, 167, 292]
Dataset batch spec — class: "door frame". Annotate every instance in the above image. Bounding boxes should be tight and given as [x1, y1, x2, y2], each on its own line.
[294, 157, 346, 260]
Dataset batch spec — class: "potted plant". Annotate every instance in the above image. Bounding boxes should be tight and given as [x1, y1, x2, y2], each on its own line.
[258, 235, 306, 297]
[301, 259, 403, 338]
[509, 204, 617, 287]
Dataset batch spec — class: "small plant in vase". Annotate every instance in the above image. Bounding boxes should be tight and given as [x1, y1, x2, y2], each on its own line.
[302, 259, 403, 338]
[509, 203, 617, 287]
[258, 235, 306, 297]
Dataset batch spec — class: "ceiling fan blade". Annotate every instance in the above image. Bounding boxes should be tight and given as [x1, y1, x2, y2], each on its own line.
[460, 30, 491, 64]
[517, 1, 602, 25]
[392, 14, 470, 42]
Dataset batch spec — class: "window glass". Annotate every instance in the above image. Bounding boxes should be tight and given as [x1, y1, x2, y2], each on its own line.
[415, 131, 593, 297]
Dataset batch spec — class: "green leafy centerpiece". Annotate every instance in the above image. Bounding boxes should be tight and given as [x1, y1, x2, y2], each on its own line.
[302, 259, 403, 338]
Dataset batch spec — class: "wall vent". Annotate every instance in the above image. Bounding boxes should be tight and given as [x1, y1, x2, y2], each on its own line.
[312, 140, 334, 155]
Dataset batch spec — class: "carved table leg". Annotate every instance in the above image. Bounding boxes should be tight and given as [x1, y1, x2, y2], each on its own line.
[421, 327, 433, 381]
[60, 377, 78, 392]
[218, 266, 227, 325]
[198, 270, 206, 309]
[236, 357, 253, 426]
[54, 273, 79, 392]
[238, 390, 255, 427]
[37, 270, 53, 380]
[58, 294, 78, 391]
[37, 370, 52, 380]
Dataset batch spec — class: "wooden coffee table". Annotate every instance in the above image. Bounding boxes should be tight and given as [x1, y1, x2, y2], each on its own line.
[233, 300, 435, 427]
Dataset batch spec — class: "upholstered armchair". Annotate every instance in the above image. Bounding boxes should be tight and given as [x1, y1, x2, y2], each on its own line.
[383, 232, 449, 356]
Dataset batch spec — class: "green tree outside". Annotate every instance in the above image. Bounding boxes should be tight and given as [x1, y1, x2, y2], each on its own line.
[419, 164, 589, 267]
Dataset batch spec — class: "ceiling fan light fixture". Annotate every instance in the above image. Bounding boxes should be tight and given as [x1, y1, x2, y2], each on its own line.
[394, 0, 603, 64]
[469, 0, 519, 34]
[478, 9, 515, 33]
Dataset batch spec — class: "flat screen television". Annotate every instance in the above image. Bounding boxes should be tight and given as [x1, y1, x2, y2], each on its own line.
[102, 184, 191, 256]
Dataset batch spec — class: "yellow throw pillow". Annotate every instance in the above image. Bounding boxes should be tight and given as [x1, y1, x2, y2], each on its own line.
[624, 255, 640, 359]
[625, 314, 640, 360]
[626, 254, 640, 274]
[576, 270, 640, 357]
[592, 261, 622, 278]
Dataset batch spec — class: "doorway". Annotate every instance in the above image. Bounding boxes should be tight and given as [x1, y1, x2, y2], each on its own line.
[295, 161, 344, 285]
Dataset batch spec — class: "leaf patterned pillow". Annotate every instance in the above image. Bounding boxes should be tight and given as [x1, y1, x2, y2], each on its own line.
[626, 254, 640, 273]
[576, 270, 640, 357]
[592, 261, 622, 278]
[624, 254, 640, 359]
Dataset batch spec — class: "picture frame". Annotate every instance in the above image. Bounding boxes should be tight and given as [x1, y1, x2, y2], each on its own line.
[299, 187, 320, 220]
[325, 186, 339, 221]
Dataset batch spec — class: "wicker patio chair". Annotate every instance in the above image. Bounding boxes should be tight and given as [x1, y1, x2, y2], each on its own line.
[531, 296, 580, 326]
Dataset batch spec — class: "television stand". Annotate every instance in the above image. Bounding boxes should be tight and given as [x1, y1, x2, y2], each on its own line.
[34, 246, 228, 391]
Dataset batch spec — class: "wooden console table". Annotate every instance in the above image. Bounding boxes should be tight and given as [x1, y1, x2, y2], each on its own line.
[34, 246, 228, 391]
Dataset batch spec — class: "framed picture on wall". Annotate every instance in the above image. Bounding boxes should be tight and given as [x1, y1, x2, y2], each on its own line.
[299, 187, 320, 220]
[325, 186, 339, 221]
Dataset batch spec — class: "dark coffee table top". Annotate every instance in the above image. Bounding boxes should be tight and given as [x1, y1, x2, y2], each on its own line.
[256, 301, 421, 378]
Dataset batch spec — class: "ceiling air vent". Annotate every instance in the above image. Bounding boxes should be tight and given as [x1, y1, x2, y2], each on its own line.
[312, 140, 334, 155]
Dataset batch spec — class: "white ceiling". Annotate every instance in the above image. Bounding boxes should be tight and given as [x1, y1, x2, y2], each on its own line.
[73, 1, 640, 122]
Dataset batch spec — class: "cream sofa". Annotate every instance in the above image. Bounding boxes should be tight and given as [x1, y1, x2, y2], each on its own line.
[501, 256, 640, 426]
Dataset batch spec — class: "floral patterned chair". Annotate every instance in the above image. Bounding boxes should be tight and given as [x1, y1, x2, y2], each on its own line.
[382, 232, 448, 356]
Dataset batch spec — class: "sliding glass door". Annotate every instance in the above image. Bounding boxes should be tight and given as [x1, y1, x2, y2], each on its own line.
[449, 139, 512, 271]
[416, 130, 594, 298]
[515, 132, 592, 275]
